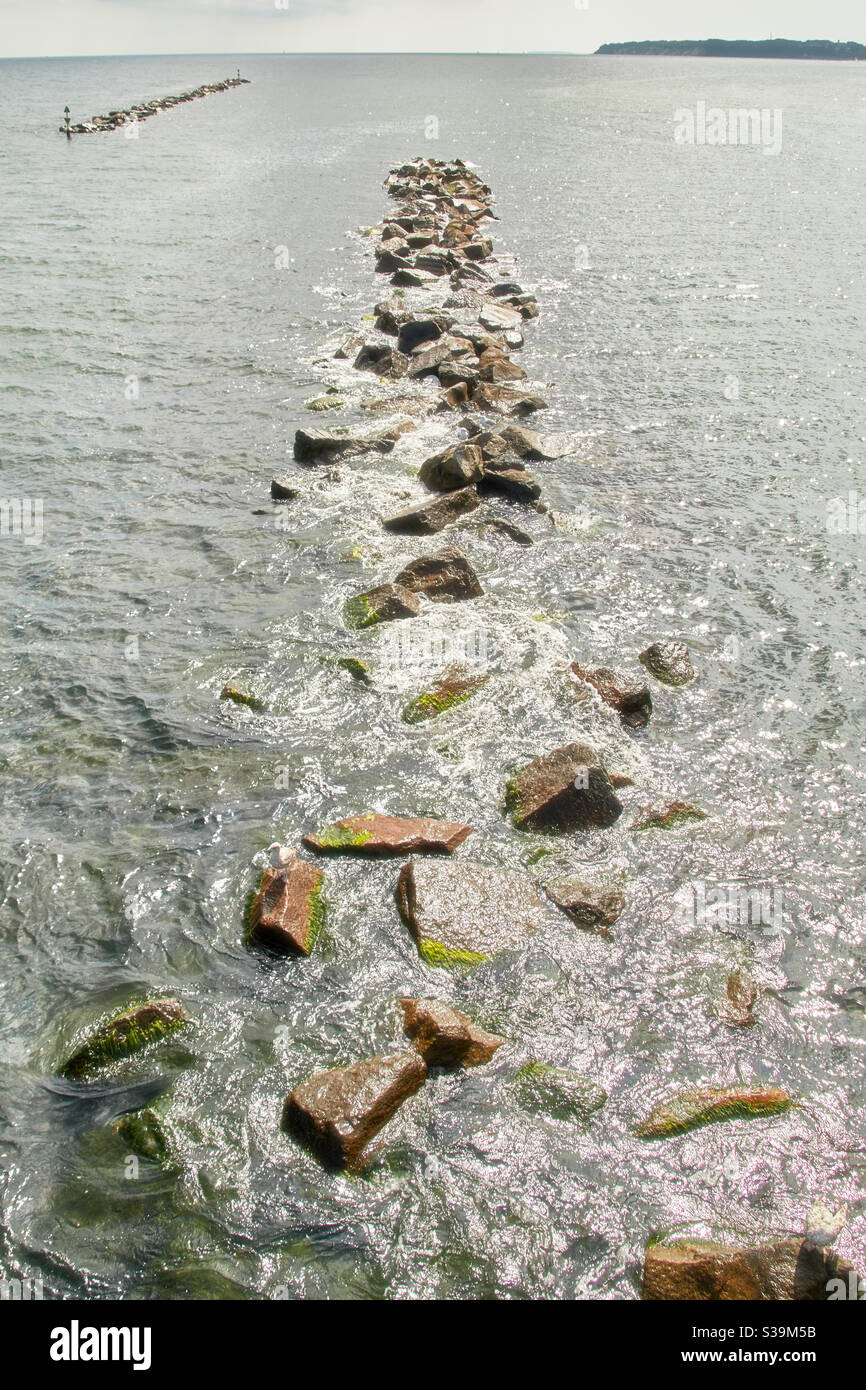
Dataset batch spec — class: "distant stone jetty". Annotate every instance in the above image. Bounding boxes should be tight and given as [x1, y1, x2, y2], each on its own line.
[596, 39, 866, 60]
[59, 75, 249, 135]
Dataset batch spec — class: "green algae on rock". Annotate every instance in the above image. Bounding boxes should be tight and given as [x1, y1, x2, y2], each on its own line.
[303, 812, 472, 857]
[306, 396, 345, 412]
[220, 683, 266, 711]
[113, 1107, 170, 1164]
[396, 857, 549, 963]
[638, 640, 695, 687]
[636, 1084, 792, 1139]
[344, 583, 419, 629]
[62, 998, 190, 1080]
[630, 801, 707, 832]
[516, 1061, 607, 1123]
[402, 665, 489, 724]
[336, 656, 372, 684]
[246, 856, 325, 956]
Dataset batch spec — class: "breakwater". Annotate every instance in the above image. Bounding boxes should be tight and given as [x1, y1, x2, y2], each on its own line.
[49, 154, 857, 1300]
[59, 76, 249, 135]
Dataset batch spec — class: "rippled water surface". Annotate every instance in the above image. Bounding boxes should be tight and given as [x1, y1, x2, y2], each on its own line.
[1, 53, 866, 1300]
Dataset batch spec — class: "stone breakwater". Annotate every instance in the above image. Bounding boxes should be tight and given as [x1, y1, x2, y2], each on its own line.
[54, 157, 856, 1301]
[59, 77, 249, 135]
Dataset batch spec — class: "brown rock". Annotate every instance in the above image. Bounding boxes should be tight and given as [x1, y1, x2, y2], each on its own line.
[437, 383, 471, 410]
[479, 303, 524, 332]
[383, 487, 480, 536]
[282, 1051, 427, 1171]
[498, 425, 569, 461]
[716, 970, 759, 1027]
[471, 383, 548, 416]
[570, 663, 653, 728]
[479, 357, 527, 383]
[507, 743, 623, 833]
[270, 477, 299, 501]
[544, 877, 625, 939]
[639, 640, 696, 687]
[402, 665, 490, 724]
[418, 442, 485, 491]
[395, 858, 550, 960]
[247, 857, 324, 956]
[483, 518, 534, 546]
[302, 812, 473, 856]
[407, 343, 455, 379]
[643, 1239, 855, 1301]
[394, 546, 483, 603]
[344, 582, 420, 628]
[398, 998, 505, 1068]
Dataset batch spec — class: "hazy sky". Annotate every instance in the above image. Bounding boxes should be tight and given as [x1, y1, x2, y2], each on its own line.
[2, 0, 865, 59]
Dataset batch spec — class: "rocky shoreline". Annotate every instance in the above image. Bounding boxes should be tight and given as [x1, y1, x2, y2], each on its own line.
[57, 156, 857, 1301]
[59, 76, 249, 135]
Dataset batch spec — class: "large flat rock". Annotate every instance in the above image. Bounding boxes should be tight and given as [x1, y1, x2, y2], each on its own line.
[395, 858, 550, 962]
[399, 998, 505, 1068]
[303, 812, 473, 856]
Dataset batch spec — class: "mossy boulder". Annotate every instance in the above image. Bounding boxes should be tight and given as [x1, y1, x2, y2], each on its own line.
[306, 396, 345, 412]
[516, 1061, 607, 1122]
[114, 1107, 170, 1164]
[344, 583, 419, 629]
[336, 656, 372, 684]
[63, 999, 190, 1079]
[220, 683, 265, 711]
[402, 665, 489, 724]
[636, 1084, 792, 1139]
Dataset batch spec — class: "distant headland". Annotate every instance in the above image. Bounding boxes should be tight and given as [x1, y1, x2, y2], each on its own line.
[595, 39, 866, 60]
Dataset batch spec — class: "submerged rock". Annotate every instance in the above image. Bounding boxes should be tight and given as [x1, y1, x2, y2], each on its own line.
[282, 1051, 427, 1171]
[303, 812, 473, 856]
[336, 656, 372, 684]
[515, 1061, 607, 1122]
[643, 1239, 854, 1302]
[570, 663, 653, 729]
[383, 487, 480, 535]
[639, 640, 695, 687]
[293, 428, 395, 463]
[344, 583, 420, 629]
[544, 877, 625, 939]
[220, 683, 266, 711]
[63, 999, 189, 1079]
[402, 665, 489, 724]
[714, 969, 760, 1027]
[630, 801, 707, 832]
[636, 1084, 792, 1139]
[393, 546, 484, 603]
[395, 858, 550, 965]
[399, 998, 504, 1068]
[247, 857, 325, 956]
[506, 743, 623, 833]
[482, 517, 534, 546]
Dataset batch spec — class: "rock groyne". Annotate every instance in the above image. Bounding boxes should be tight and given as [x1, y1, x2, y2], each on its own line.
[60, 76, 249, 135]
